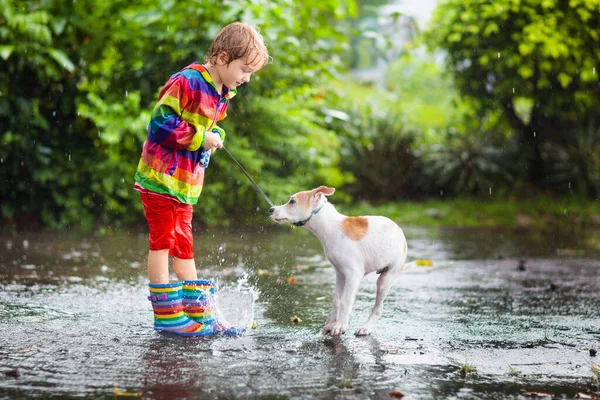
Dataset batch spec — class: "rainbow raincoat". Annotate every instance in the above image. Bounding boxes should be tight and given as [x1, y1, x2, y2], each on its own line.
[134, 63, 236, 204]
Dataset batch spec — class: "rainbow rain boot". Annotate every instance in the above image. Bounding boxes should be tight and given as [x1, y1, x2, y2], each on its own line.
[182, 279, 243, 335]
[148, 282, 213, 337]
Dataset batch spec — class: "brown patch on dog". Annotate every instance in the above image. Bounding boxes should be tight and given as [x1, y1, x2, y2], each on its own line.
[294, 191, 314, 211]
[341, 217, 369, 241]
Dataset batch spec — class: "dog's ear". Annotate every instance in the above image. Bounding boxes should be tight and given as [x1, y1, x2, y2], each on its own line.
[313, 186, 335, 197]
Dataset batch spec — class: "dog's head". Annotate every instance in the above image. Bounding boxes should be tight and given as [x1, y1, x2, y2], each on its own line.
[270, 186, 335, 225]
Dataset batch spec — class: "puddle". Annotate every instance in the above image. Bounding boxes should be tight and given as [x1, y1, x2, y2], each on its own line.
[0, 225, 599, 399]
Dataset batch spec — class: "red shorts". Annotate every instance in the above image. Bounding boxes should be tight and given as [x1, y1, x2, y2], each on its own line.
[140, 192, 194, 259]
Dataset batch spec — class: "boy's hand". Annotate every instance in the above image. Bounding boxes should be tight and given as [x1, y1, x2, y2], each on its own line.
[202, 131, 223, 152]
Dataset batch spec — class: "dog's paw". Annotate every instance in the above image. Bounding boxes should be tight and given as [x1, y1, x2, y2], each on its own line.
[354, 326, 371, 336]
[328, 324, 348, 336]
[321, 323, 336, 335]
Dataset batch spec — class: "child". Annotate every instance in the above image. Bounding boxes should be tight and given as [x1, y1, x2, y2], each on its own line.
[134, 22, 270, 336]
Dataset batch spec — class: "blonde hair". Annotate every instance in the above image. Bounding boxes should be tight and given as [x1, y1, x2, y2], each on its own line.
[206, 22, 271, 68]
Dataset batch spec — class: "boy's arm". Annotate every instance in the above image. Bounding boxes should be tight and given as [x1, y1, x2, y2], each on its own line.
[147, 76, 205, 151]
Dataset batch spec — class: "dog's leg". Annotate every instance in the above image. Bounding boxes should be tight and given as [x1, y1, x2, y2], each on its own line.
[329, 268, 362, 336]
[355, 264, 400, 336]
[322, 270, 344, 335]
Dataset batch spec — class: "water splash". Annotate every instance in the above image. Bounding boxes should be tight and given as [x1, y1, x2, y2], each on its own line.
[213, 273, 259, 331]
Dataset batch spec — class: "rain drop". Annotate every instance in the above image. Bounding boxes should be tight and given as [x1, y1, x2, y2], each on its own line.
[22, 240, 29, 249]
[512, 88, 515, 93]
[568, 182, 571, 189]
[533, 131, 536, 138]
[498, 52, 501, 58]
[125, 91, 128, 97]
[68, 153, 71, 161]
[594, 67, 596, 75]
[489, 187, 492, 195]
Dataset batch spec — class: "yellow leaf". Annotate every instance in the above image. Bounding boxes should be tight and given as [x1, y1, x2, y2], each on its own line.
[113, 386, 142, 398]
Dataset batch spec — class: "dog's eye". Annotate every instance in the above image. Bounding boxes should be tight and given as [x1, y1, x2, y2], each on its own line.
[288, 199, 296, 205]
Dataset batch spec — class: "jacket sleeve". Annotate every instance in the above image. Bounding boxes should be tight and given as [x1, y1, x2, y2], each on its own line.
[211, 125, 226, 143]
[147, 76, 205, 151]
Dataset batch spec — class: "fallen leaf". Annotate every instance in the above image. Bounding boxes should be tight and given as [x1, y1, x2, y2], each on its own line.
[257, 269, 272, 276]
[113, 385, 142, 397]
[389, 391, 405, 398]
[576, 393, 593, 399]
[291, 315, 301, 326]
[296, 264, 308, 270]
[287, 277, 299, 285]
[415, 259, 432, 267]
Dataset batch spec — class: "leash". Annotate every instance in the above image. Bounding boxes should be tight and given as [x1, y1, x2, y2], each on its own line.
[221, 146, 274, 208]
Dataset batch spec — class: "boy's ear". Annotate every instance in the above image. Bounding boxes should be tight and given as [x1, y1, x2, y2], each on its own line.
[216, 51, 230, 65]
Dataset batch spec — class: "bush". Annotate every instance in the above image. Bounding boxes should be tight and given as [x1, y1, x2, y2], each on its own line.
[419, 128, 521, 197]
[327, 105, 421, 201]
[541, 119, 600, 198]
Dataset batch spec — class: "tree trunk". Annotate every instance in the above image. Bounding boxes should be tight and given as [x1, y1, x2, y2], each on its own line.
[502, 100, 546, 185]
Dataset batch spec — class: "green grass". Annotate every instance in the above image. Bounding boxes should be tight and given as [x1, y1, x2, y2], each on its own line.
[458, 363, 477, 378]
[338, 196, 600, 229]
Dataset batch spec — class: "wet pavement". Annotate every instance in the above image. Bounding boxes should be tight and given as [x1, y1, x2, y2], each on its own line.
[0, 224, 599, 399]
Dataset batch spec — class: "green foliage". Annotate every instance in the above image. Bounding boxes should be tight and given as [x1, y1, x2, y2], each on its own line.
[328, 104, 421, 201]
[420, 128, 520, 196]
[427, 0, 600, 128]
[385, 55, 463, 134]
[426, 0, 600, 184]
[541, 120, 600, 197]
[342, 195, 600, 229]
[0, 0, 358, 230]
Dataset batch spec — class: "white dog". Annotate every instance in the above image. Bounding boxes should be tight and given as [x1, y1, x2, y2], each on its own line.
[270, 186, 408, 336]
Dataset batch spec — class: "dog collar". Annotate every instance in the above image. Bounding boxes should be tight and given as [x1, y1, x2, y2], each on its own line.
[293, 200, 327, 227]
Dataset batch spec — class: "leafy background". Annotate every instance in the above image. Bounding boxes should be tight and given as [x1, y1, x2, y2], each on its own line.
[1, 0, 599, 231]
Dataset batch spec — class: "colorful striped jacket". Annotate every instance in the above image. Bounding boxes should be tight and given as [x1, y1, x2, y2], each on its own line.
[134, 63, 236, 204]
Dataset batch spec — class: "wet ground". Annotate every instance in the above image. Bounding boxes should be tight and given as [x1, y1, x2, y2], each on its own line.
[0, 224, 599, 399]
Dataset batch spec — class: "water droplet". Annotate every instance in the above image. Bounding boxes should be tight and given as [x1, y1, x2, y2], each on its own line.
[22, 240, 29, 249]
[533, 131, 536, 138]
[489, 187, 492, 195]
[594, 67, 596, 74]
[512, 88, 515, 93]
[125, 91, 128, 97]
[498, 52, 501, 58]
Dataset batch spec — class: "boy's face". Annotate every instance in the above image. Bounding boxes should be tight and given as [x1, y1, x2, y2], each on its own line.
[216, 51, 264, 90]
